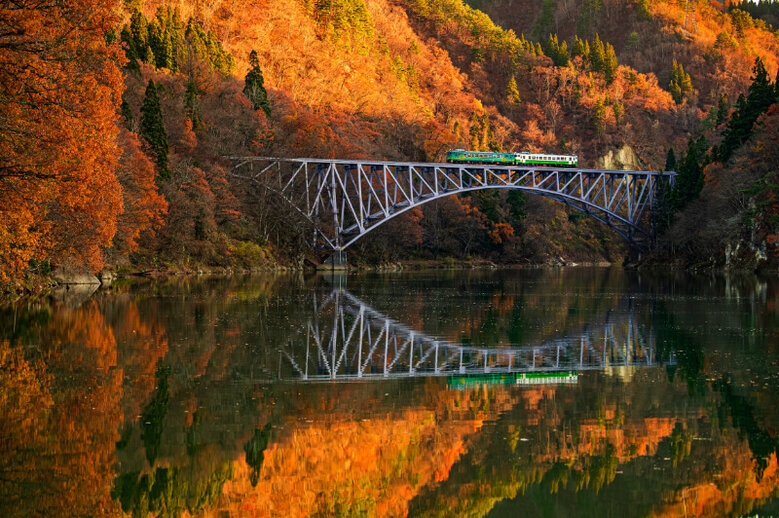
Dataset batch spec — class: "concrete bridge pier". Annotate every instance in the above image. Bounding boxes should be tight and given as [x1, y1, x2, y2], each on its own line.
[318, 250, 348, 271]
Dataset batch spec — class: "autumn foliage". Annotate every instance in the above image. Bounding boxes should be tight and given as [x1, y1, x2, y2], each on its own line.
[2, 0, 778, 287]
[0, 0, 125, 284]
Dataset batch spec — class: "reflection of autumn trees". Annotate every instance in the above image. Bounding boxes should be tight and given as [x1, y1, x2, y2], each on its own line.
[408, 364, 779, 518]
[2, 274, 777, 516]
[0, 303, 122, 517]
[0, 341, 53, 516]
[214, 382, 519, 517]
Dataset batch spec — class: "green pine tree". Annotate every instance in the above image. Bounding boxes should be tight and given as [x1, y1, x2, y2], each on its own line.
[532, 0, 557, 41]
[121, 27, 141, 72]
[144, 45, 155, 66]
[545, 34, 569, 67]
[590, 34, 605, 73]
[636, 0, 652, 21]
[592, 98, 606, 134]
[469, 112, 483, 150]
[572, 35, 588, 59]
[140, 80, 169, 179]
[184, 78, 200, 129]
[130, 10, 149, 53]
[671, 139, 705, 210]
[505, 75, 521, 106]
[716, 93, 730, 126]
[121, 96, 133, 130]
[613, 102, 624, 126]
[668, 59, 693, 103]
[603, 42, 618, 83]
[720, 57, 777, 161]
[665, 147, 677, 172]
[243, 50, 271, 118]
[651, 173, 673, 236]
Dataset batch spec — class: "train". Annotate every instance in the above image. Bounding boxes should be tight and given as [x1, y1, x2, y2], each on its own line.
[445, 149, 578, 167]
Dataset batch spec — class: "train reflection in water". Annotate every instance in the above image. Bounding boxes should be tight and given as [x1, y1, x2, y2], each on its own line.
[277, 287, 675, 383]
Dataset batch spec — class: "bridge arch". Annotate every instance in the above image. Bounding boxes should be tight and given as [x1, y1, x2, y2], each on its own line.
[338, 184, 642, 250]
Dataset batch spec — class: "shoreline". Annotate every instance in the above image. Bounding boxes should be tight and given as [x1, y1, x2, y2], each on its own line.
[2, 257, 776, 304]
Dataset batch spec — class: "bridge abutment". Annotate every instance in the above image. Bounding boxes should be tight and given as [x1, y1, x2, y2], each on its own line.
[318, 250, 348, 271]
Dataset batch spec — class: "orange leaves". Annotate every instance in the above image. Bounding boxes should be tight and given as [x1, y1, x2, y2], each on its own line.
[0, 0, 124, 284]
[488, 222, 514, 245]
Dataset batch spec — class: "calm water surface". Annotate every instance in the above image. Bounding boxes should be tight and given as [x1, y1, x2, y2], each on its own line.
[1, 268, 777, 517]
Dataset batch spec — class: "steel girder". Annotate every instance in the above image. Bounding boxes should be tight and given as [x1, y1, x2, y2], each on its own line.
[230, 157, 676, 250]
[277, 287, 672, 382]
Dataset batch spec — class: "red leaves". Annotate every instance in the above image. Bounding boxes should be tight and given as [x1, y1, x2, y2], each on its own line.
[112, 129, 168, 261]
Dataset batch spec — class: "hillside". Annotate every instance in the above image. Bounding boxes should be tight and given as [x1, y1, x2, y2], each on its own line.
[1, 0, 777, 289]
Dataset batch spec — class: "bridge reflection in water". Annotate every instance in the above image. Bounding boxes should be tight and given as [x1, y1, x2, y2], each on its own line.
[278, 288, 674, 382]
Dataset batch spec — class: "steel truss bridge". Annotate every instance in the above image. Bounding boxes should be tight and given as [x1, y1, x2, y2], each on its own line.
[230, 157, 675, 255]
[277, 288, 674, 382]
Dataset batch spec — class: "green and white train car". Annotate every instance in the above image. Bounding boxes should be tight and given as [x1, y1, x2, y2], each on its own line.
[445, 149, 578, 167]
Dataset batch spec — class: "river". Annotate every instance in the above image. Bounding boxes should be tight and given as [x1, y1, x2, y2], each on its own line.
[1, 268, 777, 517]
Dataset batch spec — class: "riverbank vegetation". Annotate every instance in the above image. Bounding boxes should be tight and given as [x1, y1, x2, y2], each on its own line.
[1, 0, 777, 292]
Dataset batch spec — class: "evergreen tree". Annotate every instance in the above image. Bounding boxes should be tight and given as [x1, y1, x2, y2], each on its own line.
[507, 190, 526, 223]
[505, 75, 521, 106]
[719, 57, 777, 161]
[669, 59, 692, 103]
[613, 102, 624, 126]
[651, 173, 673, 236]
[636, 0, 652, 21]
[469, 112, 482, 150]
[130, 10, 149, 51]
[121, 96, 133, 130]
[716, 93, 730, 126]
[592, 98, 606, 134]
[162, 31, 174, 70]
[121, 8, 234, 75]
[590, 34, 605, 73]
[665, 147, 677, 172]
[120, 26, 140, 71]
[184, 78, 200, 128]
[626, 32, 640, 51]
[148, 19, 164, 68]
[144, 45, 155, 66]
[572, 35, 588, 60]
[651, 148, 678, 236]
[695, 134, 709, 166]
[603, 42, 618, 83]
[545, 34, 569, 67]
[243, 50, 271, 118]
[671, 138, 705, 210]
[532, 0, 557, 41]
[140, 80, 169, 179]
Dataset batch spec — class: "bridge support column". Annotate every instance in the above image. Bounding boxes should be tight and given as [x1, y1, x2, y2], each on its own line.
[318, 250, 348, 271]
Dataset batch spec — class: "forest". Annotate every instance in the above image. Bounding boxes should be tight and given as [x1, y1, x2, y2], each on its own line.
[1, 0, 778, 290]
